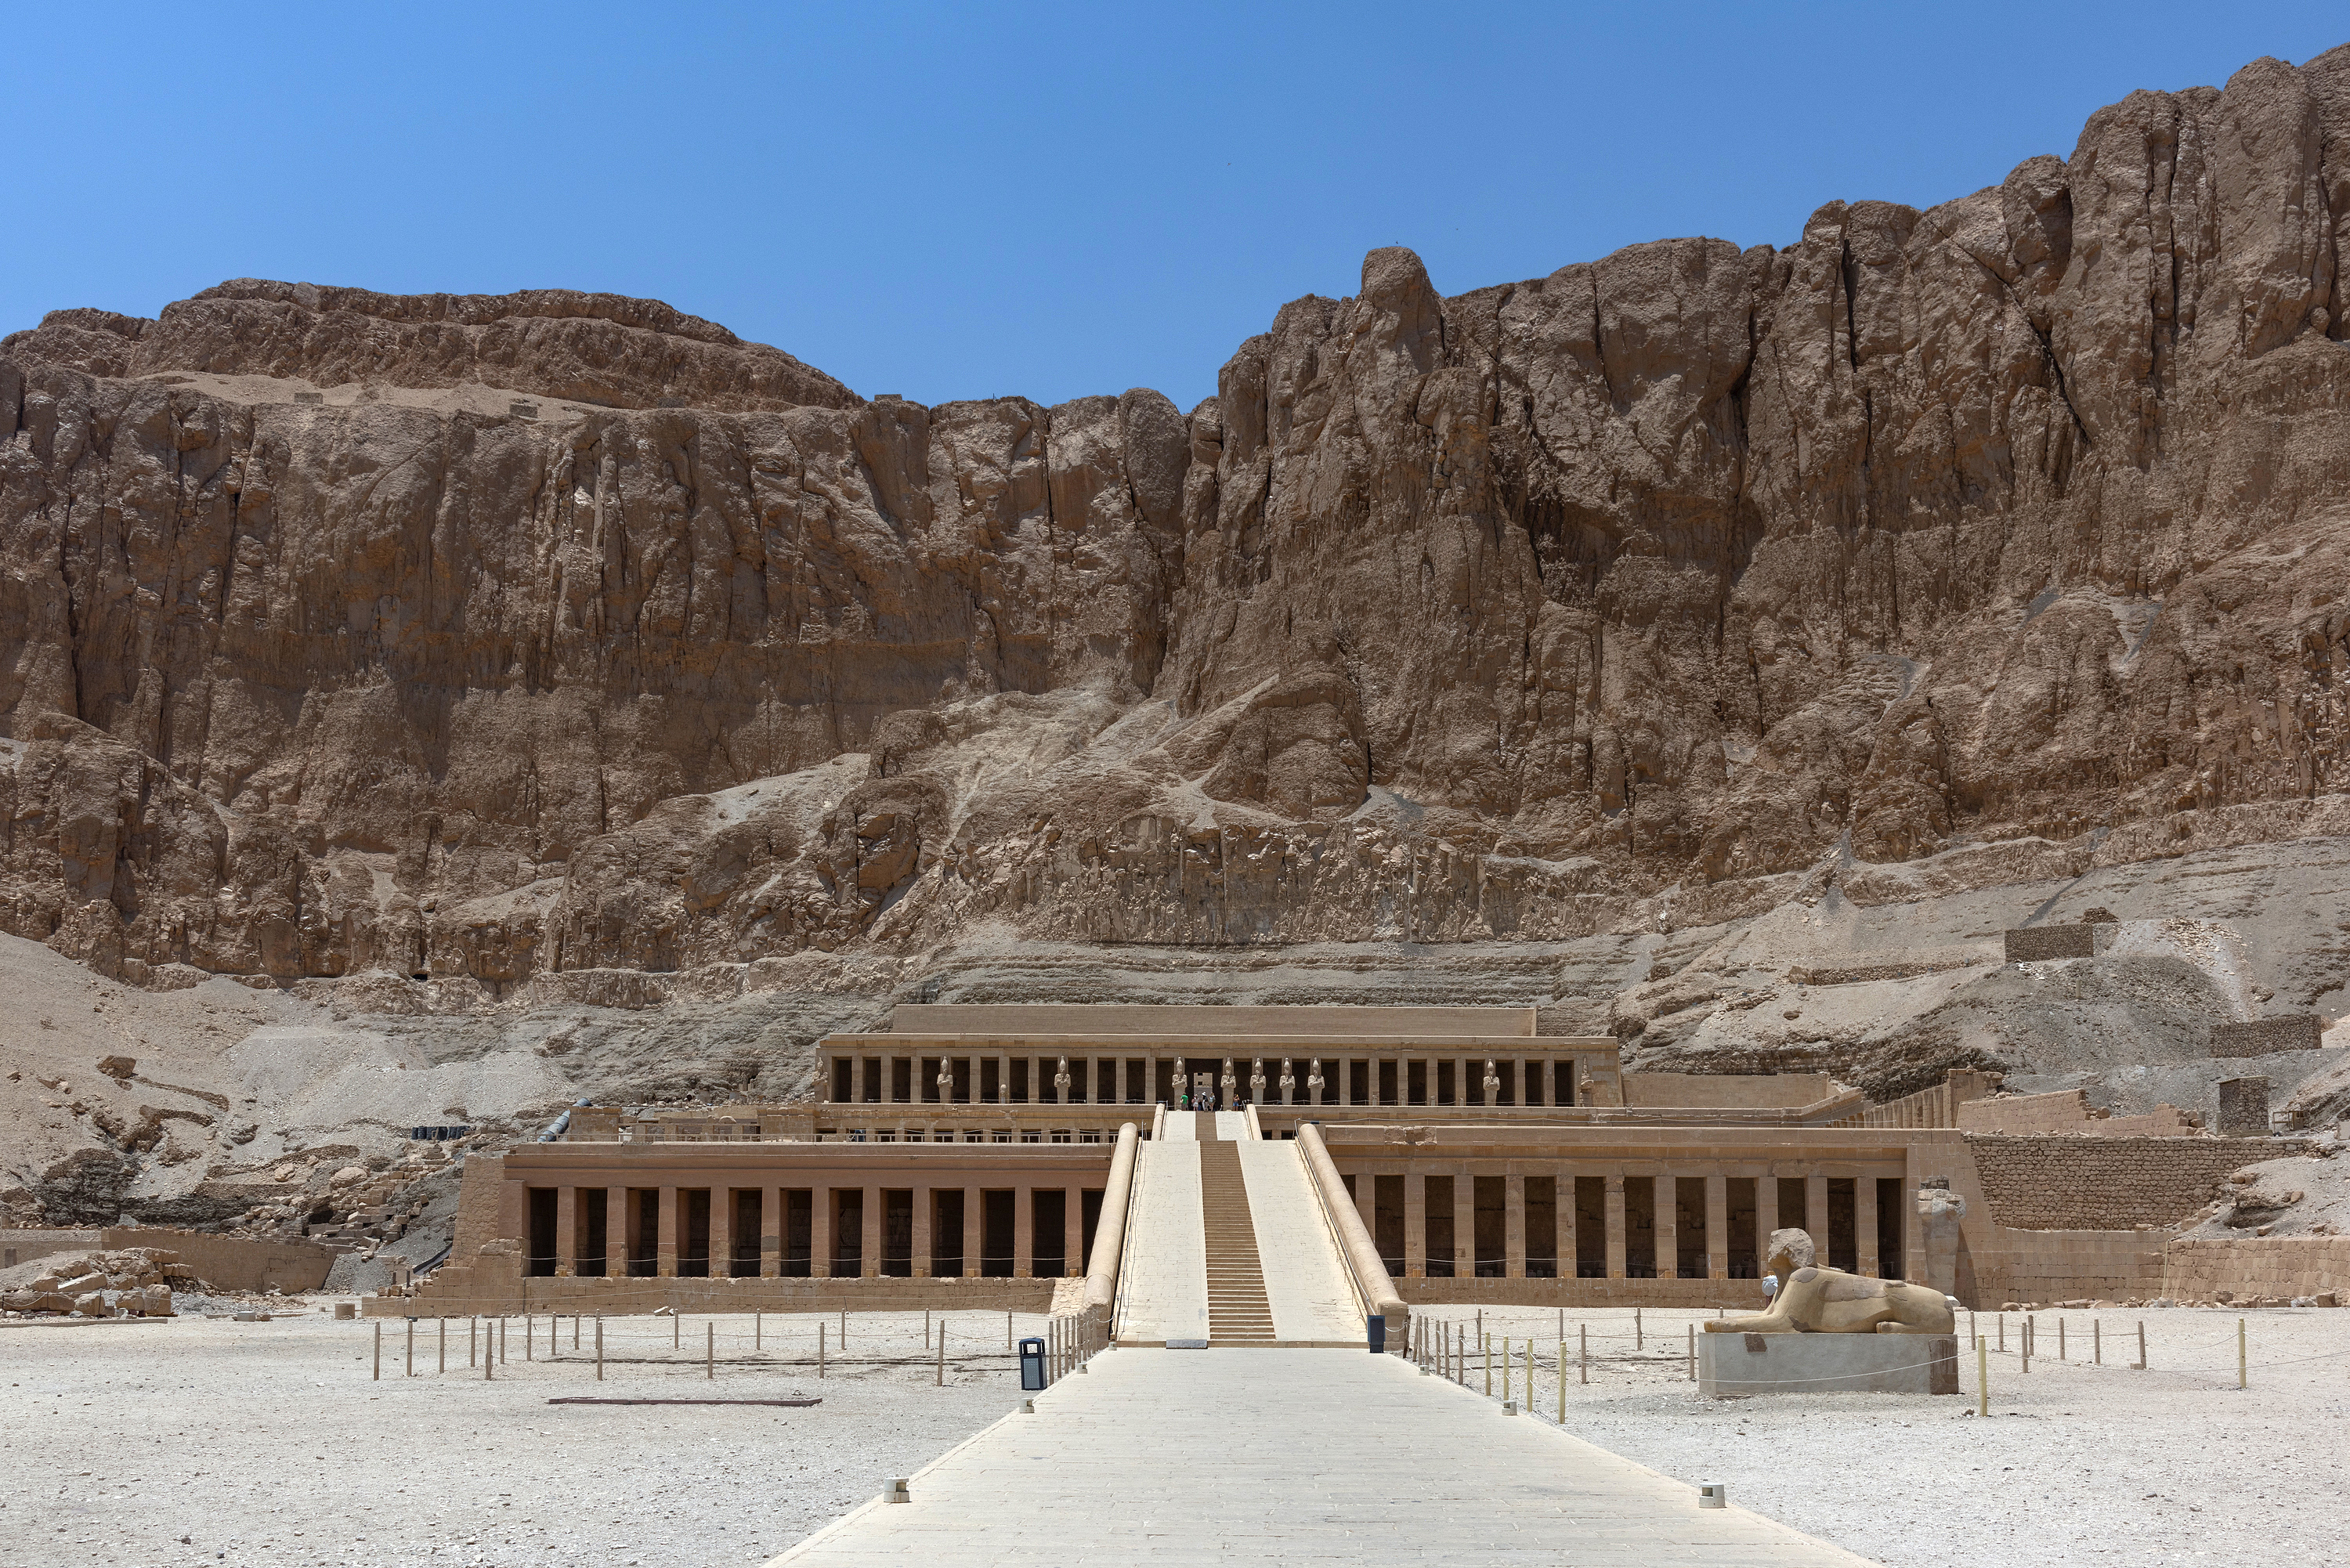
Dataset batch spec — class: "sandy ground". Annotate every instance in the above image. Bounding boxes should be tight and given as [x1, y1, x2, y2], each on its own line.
[1, 1306, 1049, 1568]
[1413, 1305, 2350, 1568]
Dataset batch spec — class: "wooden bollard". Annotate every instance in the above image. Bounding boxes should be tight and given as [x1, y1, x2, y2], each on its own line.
[407, 1317, 415, 1377]
[372, 1321, 381, 1381]
[439, 1316, 446, 1374]
[2093, 1320, 2101, 1365]
[2238, 1318, 2247, 1389]
[2058, 1317, 2066, 1360]
[500, 1317, 508, 1365]
[1556, 1339, 1566, 1420]
[707, 1323, 715, 1381]
[595, 1317, 604, 1381]
[2136, 1320, 2146, 1371]
[470, 1316, 478, 1367]
[1635, 1306, 1643, 1350]
[819, 1321, 826, 1378]
[754, 1311, 761, 1351]
[936, 1326, 946, 1386]
[1580, 1324, 1588, 1385]
[526, 1313, 533, 1362]
[2021, 1316, 2030, 1375]
[1687, 1324, 1695, 1381]
[1977, 1335, 1988, 1418]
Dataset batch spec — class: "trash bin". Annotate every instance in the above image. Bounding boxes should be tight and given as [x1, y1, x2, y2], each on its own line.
[1019, 1335, 1047, 1391]
[1366, 1314, 1386, 1354]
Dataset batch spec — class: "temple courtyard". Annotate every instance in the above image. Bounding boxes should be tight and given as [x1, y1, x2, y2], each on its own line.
[4, 1305, 2343, 1567]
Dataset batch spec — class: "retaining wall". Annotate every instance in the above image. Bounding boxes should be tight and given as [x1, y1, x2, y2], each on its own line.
[2161, 1235, 2350, 1300]
[1965, 1136, 2301, 1230]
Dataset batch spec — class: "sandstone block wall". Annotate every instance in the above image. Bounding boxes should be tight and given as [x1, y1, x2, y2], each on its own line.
[2210, 1017, 2326, 1057]
[2002, 926, 2112, 963]
[1956, 1090, 2198, 1137]
[1968, 1230, 2167, 1306]
[2164, 1236, 2350, 1300]
[1964, 1136, 2301, 1230]
[0, 1229, 101, 1267]
[98, 1226, 337, 1292]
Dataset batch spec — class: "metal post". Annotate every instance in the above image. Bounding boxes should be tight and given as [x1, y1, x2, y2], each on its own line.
[573, 1314, 580, 1349]
[470, 1316, 478, 1367]
[673, 1313, 680, 1349]
[484, 1331, 494, 1381]
[1580, 1324, 1588, 1385]
[1687, 1324, 1695, 1381]
[707, 1323, 714, 1381]
[2022, 1316, 2030, 1375]
[526, 1313, 533, 1362]
[596, 1317, 604, 1381]
[819, 1321, 826, 1378]
[500, 1317, 507, 1365]
[1484, 1333, 1492, 1396]
[2238, 1318, 2246, 1389]
[1997, 1313, 2004, 1353]
[1006, 1310, 1013, 1352]
[1502, 1336, 1511, 1405]
[372, 1322, 381, 1381]
[841, 1308, 847, 1346]
[2058, 1318, 2065, 1360]
[937, 1326, 946, 1386]
[407, 1318, 414, 1378]
[2137, 1320, 2146, 1371]
[1635, 1307, 1643, 1350]
[755, 1311, 761, 1351]
[1556, 1339, 1566, 1421]
[439, 1317, 446, 1374]
[1977, 1335, 1988, 1418]
[2094, 1320, 2101, 1365]
[925, 1309, 931, 1349]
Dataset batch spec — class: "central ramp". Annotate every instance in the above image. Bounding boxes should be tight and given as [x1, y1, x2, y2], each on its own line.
[768, 1349, 1877, 1567]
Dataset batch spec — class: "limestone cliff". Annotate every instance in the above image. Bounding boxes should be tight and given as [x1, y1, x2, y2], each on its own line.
[7, 49, 2350, 1188]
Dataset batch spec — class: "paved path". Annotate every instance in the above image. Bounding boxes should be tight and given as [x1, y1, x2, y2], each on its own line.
[767, 1349, 1877, 1566]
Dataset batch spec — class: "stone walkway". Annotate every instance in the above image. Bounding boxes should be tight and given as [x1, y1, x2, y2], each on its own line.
[766, 1348, 1878, 1566]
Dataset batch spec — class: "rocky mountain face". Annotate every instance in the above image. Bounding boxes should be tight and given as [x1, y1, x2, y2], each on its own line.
[7, 48, 2350, 1213]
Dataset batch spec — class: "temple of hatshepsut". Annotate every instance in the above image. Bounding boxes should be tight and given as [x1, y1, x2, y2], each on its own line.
[389, 1004, 2295, 1330]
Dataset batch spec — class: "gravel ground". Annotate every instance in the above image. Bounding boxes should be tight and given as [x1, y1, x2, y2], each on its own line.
[1413, 1305, 2350, 1568]
[2, 1304, 1047, 1568]
[11, 1299, 2343, 1568]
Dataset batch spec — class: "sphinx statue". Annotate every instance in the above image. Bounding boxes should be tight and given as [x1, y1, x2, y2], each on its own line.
[1703, 1228, 1955, 1335]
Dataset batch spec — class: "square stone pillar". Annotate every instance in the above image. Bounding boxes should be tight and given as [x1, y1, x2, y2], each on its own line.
[1705, 1174, 1728, 1281]
[913, 1185, 933, 1277]
[1856, 1176, 1880, 1277]
[710, 1185, 733, 1280]
[963, 1185, 983, 1277]
[1012, 1186, 1036, 1277]
[1453, 1169, 1475, 1277]
[1757, 1171, 1780, 1248]
[861, 1185, 883, 1278]
[656, 1185, 679, 1277]
[760, 1184, 782, 1278]
[1403, 1173, 1426, 1277]
[1504, 1173, 1527, 1278]
[1603, 1174, 1627, 1280]
[1556, 1175, 1577, 1279]
[555, 1186, 578, 1277]
[1654, 1173, 1678, 1280]
[1805, 1174, 1830, 1254]
[848, 1055, 863, 1104]
[1065, 1187, 1086, 1277]
[811, 1187, 833, 1278]
[606, 1184, 627, 1278]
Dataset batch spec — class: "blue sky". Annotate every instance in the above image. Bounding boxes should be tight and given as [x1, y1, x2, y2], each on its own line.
[3, 2, 2342, 410]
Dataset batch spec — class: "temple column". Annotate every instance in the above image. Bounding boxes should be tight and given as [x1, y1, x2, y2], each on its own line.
[811, 1186, 833, 1278]
[1013, 1186, 1035, 1277]
[1556, 1172, 1577, 1279]
[1603, 1174, 1627, 1280]
[913, 1184, 933, 1277]
[1453, 1168, 1475, 1278]
[1655, 1173, 1678, 1280]
[555, 1186, 577, 1277]
[848, 1057, 863, 1104]
[1806, 1173, 1830, 1255]
[1504, 1173, 1527, 1278]
[963, 1185, 983, 1277]
[710, 1185, 733, 1279]
[1404, 1173, 1426, 1277]
[760, 1183, 782, 1278]
[860, 1185, 883, 1278]
[1065, 1187, 1085, 1277]
[605, 1184, 627, 1277]
[1857, 1176, 1880, 1277]
[1757, 1171, 1781, 1250]
[1705, 1174, 1729, 1281]
[656, 1185, 678, 1277]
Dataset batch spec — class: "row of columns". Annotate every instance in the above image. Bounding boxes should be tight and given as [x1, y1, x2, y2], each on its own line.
[542, 1183, 1093, 1280]
[833, 1053, 1585, 1108]
[1372, 1170, 1892, 1279]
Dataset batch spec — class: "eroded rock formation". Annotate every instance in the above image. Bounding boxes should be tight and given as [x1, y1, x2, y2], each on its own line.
[5, 46, 2350, 1018]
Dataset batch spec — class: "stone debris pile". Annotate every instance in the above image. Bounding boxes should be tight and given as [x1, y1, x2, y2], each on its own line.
[2, 1246, 183, 1317]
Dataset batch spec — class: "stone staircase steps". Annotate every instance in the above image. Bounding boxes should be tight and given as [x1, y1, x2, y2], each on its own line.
[1198, 1136, 1276, 1344]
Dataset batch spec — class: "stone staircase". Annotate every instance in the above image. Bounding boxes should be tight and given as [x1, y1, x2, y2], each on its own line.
[1197, 1129, 1277, 1345]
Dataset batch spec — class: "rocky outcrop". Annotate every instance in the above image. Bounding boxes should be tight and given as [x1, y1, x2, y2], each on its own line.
[4, 45, 2350, 1017]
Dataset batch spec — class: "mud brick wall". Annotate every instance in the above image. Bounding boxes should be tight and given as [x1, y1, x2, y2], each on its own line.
[1965, 1136, 2305, 1230]
[2210, 1017, 2326, 1057]
[2164, 1236, 2350, 1300]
